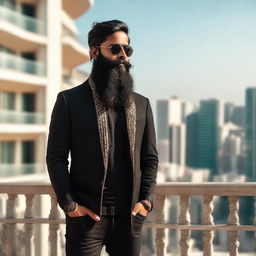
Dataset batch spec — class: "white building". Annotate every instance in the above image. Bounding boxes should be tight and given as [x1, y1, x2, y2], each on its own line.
[0, 0, 93, 255]
[157, 96, 195, 168]
[0, 0, 92, 178]
[218, 122, 245, 174]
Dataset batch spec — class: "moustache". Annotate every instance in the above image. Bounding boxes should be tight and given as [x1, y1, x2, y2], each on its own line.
[115, 59, 132, 70]
[95, 53, 133, 71]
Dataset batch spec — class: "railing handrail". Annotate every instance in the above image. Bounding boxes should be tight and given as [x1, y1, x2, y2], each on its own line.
[0, 182, 255, 195]
[0, 183, 53, 194]
[155, 182, 256, 196]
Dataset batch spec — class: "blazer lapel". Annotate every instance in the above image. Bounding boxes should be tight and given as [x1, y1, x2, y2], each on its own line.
[88, 78, 109, 172]
[125, 95, 136, 171]
[88, 77, 136, 173]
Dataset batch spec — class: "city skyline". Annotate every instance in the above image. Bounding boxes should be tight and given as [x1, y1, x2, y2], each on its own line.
[76, 0, 256, 112]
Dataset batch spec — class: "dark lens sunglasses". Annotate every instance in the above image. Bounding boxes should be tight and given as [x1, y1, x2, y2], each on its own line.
[95, 44, 133, 57]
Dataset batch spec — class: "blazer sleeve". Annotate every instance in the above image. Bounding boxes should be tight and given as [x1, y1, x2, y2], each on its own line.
[46, 92, 76, 212]
[139, 98, 159, 210]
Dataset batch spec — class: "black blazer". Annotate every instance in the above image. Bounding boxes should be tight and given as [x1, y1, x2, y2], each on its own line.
[46, 79, 159, 216]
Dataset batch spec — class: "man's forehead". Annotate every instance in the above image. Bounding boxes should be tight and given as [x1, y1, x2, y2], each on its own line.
[102, 31, 129, 45]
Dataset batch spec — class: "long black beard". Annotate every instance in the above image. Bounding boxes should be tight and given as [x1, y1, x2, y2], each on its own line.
[90, 52, 134, 110]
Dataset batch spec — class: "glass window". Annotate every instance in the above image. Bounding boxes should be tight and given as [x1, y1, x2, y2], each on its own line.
[0, 141, 15, 163]
[22, 140, 35, 163]
[22, 93, 35, 112]
[0, 91, 15, 110]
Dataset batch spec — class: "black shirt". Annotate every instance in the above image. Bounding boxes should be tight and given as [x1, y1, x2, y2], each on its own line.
[102, 106, 132, 214]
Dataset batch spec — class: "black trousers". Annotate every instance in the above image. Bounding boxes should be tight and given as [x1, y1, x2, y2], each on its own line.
[65, 213, 146, 256]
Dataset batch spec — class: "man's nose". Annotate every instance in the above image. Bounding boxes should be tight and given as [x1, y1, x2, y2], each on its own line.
[117, 47, 129, 60]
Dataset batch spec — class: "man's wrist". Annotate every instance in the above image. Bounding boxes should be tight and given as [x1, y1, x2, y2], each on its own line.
[63, 201, 78, 213]
[140, 200, 152, 212]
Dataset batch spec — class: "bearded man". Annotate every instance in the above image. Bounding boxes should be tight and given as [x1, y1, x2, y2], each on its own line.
[46, 20, 158, 256]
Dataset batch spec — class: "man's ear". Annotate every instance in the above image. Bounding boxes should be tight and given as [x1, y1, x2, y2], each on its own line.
[90, 47, 99, 59]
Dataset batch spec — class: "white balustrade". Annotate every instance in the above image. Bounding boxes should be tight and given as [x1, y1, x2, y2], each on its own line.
[0, 183, 255, 256]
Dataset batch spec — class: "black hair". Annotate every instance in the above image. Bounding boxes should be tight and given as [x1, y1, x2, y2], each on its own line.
[88, 20, 130, 59]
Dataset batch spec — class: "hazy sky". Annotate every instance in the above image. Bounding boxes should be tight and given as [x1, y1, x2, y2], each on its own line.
[76, 0, 256, 113]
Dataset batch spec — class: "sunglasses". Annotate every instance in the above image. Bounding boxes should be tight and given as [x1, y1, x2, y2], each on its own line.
[95, 44, 133, 57]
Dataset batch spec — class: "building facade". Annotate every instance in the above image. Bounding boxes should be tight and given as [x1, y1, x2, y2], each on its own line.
[0, 0, 92, 178]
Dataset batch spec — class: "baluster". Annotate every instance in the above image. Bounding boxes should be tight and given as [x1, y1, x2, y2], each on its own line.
[48, 194, 60, 256]
[155, 194, 166, 256]
[24, 194, 35, 256]
[2, 194, 17, 256]
[179, 195, 191, 256]
[227, 196, 240, 256]
[202, 195, 214, 256]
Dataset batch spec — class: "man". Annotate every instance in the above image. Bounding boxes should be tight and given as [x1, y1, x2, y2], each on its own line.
[46, 20, 158, 256]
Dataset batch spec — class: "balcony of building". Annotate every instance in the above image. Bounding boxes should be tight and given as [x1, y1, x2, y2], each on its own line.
[0, 51, 47, 87]
[0, 182, 255, 256]
[62, 31, 90, 69]
[0, 5, 47, 52]
[0, 163, 44, 176]
[62, 69, 89, 89]
[0, 109, 45, 124]
[0, 51, 46, 76]
[62, 0, 93, 19]
[0, 87, 45, 134]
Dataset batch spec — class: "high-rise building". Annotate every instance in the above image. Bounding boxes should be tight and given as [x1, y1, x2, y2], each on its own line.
[186, 112, 198, 168]
[0, 0, 92, 178]
[156, 100, 169, 162]
[156, 99, 169, 140]
[169, 124, 186, 165]
[232, 106, 245, 127]
[156, 97, 195, 166]
[197, 99, 224, 176]
[245, 88, 256, 181]
[224, 102, 235, 124]
[218, 123, 243, 174]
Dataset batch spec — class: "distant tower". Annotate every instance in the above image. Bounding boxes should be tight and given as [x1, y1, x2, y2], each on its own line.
[156, 100, 169, 162]
[197, 99, 224, 176]
[245, 88, 256, 181]
[186, 112, 198, 168]
[156, 97, 194, 165]
[232, 106, 245, 127]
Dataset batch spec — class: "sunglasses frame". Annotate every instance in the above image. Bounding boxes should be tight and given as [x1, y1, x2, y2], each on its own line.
[94, 44, 133, 57]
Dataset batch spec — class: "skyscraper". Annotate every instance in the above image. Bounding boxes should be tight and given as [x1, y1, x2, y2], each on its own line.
[197, 99, 224, 176]
[245, 88, 256, 181]
[186, 112, 198, 168]
[156, 97, 194, 165]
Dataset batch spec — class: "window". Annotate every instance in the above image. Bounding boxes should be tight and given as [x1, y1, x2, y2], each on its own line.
[0, 91, 15, 110]
[0, 141, 15, 163]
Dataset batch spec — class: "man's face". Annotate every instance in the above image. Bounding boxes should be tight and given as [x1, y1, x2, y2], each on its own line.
[90, 31, 134, 109]
[91, 31, 131, 64]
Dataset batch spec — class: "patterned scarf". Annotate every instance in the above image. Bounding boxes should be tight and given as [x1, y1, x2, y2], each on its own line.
[88, 76, 136, 172]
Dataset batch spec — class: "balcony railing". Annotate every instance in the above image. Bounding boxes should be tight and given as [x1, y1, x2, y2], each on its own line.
[0, 51, 46, 76]
[0, 5, 46, 35]
[62, 31, 87, 47]
[0, 109, 45, 124]
[0, 163, 45, 176]
[0, 183, 255, 256]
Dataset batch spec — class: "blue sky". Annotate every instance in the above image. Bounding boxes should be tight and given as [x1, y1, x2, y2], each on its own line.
[76, 0, 256, 113]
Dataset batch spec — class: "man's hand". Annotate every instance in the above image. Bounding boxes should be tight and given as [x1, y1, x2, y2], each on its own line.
[132, 202, 149, 217]
[67, 204, 100, 221]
